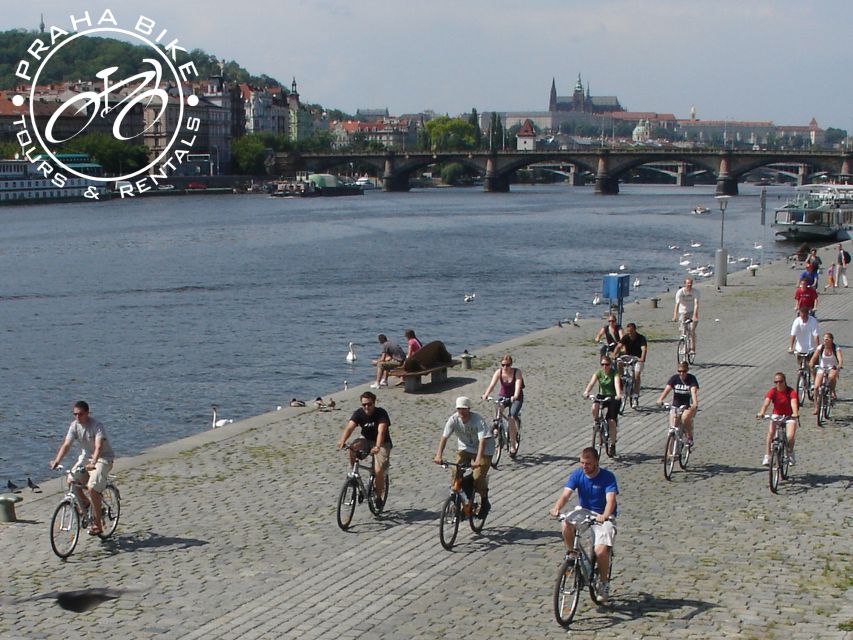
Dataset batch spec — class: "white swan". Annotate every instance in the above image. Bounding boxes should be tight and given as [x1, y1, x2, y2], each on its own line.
[592, 294, 601, 305]
[690, 241, 702, 248]
[753, 243, 763, 250]
[211, 405, 233, 429]
[618, 264, 626, 271]
[464, 293, 476, 303]
[668, 244, 681, 251]
[574, 312, 581, 323]
[679, 259, 690, 267]
[632, 277, 640, 288]
[346, 342, 357, 362]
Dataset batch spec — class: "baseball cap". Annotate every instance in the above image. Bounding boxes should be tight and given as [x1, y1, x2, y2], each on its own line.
[455, 396, 471, 409]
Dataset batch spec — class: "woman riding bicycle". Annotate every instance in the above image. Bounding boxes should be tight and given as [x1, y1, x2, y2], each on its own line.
[756, 372, 799, 466]
[594, 315, 623, 358]
[482, 354, 524, 457]
[810, 332, 843, 411]
[582, 357, 622, 457]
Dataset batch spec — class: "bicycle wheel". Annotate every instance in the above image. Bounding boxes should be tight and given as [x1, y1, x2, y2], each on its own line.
[469, 494, 486, 533]
[780, 440, 791, 481]
[678, 437, 691, 469]
[98, 484, 121, 538]
[511, 418, 521, 458]
[336, 479, 358, 531]
[491, 420, 506, 469]
[816, 389, 825, 428]
[588, 547, 613, 604]
[592, 422, 604, 458]
[687, 345, 696, 365]
[796, 371, 807, 406]
[806, 370, 814, 401]
[439, 495, 460, 550]
[824, 385, 833, 419]
[663, 432, 678, 480]
[50, 500, 80, 559]
[618, 385, 629, 415]
[553, 555, 582, 628]
[676, 337, 687, 364]
[769, 447, 782, 494]
[366, 474, 390, 515]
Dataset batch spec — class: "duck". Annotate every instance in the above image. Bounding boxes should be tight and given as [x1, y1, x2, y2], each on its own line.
[464, 293, 476, 303]
[211, 405, 233, 429]
[346, 342, 357, 363]
[289, 398, 306, 408]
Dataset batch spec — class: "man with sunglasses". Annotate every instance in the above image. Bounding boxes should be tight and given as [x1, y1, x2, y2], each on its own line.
[48, 400, 115, 536]
[582, 357, 622, 457]
[756, 372, 799, 467]
[656, 362, 700, 448]
[337, 391, 392, 509]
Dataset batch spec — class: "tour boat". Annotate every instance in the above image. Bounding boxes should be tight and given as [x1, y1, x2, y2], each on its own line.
[771, 184, 853, 241]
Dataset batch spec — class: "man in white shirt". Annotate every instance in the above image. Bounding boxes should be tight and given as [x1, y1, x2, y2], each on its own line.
[673, 277, 700, 354]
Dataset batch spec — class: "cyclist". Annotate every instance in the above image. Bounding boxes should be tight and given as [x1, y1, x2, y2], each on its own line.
[337, 391, 391, 508]
[756, 372, 799, 466]
[673, 277, 699, 356]
[810, 332, 843, 409]
[582, 356, 622, 457]
[48, 400, 115, 536]
[656, 362, 699, 447]
[788, 307, 820, 377]
[594, 315, 623, 358]
[614, 322, 648, 404]
[549, 447, 618, 605]
[793, 277, 818, 316]
[481, 353, 524, 457]
[433, 396, 494, 519]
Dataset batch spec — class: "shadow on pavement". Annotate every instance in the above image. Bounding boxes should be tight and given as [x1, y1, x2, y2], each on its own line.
[569, 591, 717, 632]
[413, 377, 477, 394]
[102, 532, 209, 553]
[783, 472, 853, 494]
[509, 452, 575, 467]
[693, 362, 757, 370]
[610, 452, 661, 467]
[676, 462, 766, 480]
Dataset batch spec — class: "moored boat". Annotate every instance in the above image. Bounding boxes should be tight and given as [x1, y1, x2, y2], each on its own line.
[771, 184, 853, 241]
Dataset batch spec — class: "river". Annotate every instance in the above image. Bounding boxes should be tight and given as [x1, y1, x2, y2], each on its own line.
[0, 183, 794, 482]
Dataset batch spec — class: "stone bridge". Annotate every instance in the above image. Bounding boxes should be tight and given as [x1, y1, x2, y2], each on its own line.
[276, 148, 853, 196]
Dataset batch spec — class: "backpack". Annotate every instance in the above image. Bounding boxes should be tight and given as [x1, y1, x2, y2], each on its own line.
[843, 250, 851, 265]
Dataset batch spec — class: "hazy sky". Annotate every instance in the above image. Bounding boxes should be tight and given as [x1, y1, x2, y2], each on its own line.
[6, 1, 851, 128]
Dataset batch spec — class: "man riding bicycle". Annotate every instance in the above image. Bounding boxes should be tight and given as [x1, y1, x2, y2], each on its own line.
[756, 372, 799, 467]
[48, 400, 115, 536]
[582, 356, 622, 457]
[614, 322, 648, 404]
[549, 447, 618, 604]
[673, 277, 699, 355]
[337, 391, 391, 509]
[656, 362, 699, 447]
[434, 396, 494, 519]
[789, 306, 820, 379]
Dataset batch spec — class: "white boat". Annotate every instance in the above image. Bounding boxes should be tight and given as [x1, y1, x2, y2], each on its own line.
[355, 176, 376, 190]
[0, 155, 109, 204]
[692, 206, 710, 215]
[771, 184, 853, 241]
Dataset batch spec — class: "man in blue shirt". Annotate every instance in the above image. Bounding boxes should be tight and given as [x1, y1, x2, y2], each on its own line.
[549, 447, 618, 603]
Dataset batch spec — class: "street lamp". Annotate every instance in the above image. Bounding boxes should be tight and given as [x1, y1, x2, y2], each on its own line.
[715, 195, 731, 286]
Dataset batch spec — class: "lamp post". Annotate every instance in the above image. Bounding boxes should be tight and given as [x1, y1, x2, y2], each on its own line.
[715, 195, 731, 286]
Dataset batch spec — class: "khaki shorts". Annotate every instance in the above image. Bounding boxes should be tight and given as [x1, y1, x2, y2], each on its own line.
[565, 507, 617, 547]
[379, 359, 403, 371]
[72, 455, 113, 493]
[372, 443, 391, 472]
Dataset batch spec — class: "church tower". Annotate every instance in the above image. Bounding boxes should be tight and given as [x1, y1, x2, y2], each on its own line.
[549, 78, 557, 112]
[572, 74, 585, 112]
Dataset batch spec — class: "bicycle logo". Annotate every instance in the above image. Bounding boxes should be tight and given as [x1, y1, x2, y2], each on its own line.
[12, 14, 199, 189]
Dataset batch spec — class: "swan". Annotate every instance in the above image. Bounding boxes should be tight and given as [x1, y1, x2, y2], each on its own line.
[592, 294, 601, 305]
[211, 405, 233, 429]
[574, 312, 581, 323]
[346, 342, 357, 362]
[690, 241, 702, 248]
[618, 264, 626, 271]
[668, 245, 681, 251]
[679, 259, 690, 267]
[464, 293, 476, 303]
[632, 277, 640, 288]
[753, 243, 763, 250]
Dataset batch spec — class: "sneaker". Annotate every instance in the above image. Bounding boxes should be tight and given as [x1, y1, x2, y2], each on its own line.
[477, 498, 491, 520]
[788, 451, 796, 465]
[379, 380, 388, 387]
[369, 382, 380, 389]
[607, 443, 616, 458]
[762, 454, 770, 466]
[596, 580, 610, 604]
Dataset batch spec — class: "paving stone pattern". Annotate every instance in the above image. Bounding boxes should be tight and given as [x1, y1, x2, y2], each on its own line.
[1, 245, 852, 639]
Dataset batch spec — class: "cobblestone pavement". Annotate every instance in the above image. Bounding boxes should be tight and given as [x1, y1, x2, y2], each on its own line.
[2, 244, 852, 639]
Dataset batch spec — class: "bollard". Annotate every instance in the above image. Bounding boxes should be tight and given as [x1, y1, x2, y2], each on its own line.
[650, 297, 660, 309]
[460, 352, 475, 370]
[0, 495, 23, 523]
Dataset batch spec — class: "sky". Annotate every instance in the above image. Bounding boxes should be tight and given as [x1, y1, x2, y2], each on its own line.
[5, 0, 851, 129]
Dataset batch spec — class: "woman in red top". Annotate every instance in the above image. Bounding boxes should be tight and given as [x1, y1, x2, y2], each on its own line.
[793, 277, 817, 314]
[756, 372, 799, 467]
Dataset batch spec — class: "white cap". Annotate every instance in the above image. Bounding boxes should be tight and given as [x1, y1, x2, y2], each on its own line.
[455, 396, 471, 409]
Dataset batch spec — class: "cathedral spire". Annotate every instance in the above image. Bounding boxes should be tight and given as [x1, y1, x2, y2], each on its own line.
[40, 13, 45, 33]
[549, 77, 557, 111]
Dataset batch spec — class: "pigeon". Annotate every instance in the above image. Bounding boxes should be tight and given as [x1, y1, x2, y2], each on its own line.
[6, 480, 20, 493]
[27, 477, 41, 492]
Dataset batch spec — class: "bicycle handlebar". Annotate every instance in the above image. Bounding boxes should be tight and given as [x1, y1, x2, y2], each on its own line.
[438, 460, 477, 470]
[758, 414, 798, 421]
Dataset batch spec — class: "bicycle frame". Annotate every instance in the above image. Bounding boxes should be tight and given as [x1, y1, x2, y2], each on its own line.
[662, 404, 691, 480]
[438, 461, 485, 550]
[336, 444, 387, 531]
[590, 395, 614, 457]
[794, 351, 814, 404]
[50, 464, 120, 558]
[677, 317, 695, 364]
[765, 414, 793, 493]
[487, 396, 512, 468]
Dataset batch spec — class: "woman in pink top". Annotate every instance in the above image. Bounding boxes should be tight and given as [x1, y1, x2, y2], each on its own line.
[405, 329, 422, 358]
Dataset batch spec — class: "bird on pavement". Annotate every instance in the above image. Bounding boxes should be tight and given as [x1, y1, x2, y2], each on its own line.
[27, 477, 41, 492]
[290, 399, 306, 408]
[6, 480, 20, 493]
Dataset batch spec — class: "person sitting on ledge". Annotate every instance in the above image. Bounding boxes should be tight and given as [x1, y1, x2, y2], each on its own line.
[371, 334, 405, 389]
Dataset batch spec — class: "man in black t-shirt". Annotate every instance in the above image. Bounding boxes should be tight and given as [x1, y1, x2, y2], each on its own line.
[656, 362, 700, 446]
[337, 391, 392, 507]
[615, 322, 648, 402]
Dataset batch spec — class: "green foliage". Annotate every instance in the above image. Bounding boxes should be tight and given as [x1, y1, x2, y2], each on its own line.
[440, 162, 466, 185]
[231, 135, 270, 174]
[426, 116, 478, 151]
[57, 133, 149, 175]
[824, 127, 848, 145]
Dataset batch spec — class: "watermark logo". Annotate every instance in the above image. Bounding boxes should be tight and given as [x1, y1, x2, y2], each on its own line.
[12, 9, 200, 198]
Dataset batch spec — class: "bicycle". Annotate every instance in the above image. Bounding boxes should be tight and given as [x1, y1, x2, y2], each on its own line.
[49, 464, 121, 559]
[336, 442, 389, 531]
[487, 396, 520, 468]
[676, 317, 695, 364]
[589, 395, 616, 459]
[814, 366, 835, 427]
[794, 351, 814, 406]
[762, 414, 793, 493]
[438, 461, 488, 550]
[552, 513, 614, 628]
[661, 403, 691, 480]
[616, 355, 638, 413]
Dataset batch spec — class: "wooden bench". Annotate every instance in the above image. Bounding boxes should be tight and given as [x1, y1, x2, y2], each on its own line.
[389, 360, 461, 393]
